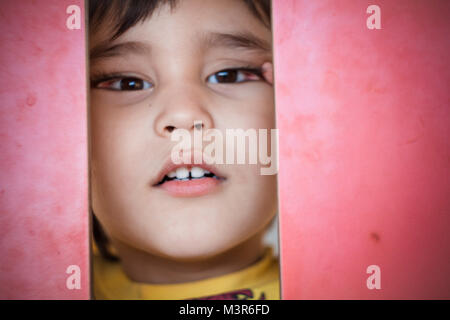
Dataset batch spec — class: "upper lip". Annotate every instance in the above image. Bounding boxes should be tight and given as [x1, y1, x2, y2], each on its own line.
[151, 153, 226, 186]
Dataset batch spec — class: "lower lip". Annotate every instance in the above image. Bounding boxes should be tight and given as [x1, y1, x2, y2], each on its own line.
[157, 177, 222, 197]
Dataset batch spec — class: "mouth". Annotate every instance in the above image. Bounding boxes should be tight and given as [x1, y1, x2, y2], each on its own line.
[154, 166, 224, 186]
[152, 163, 226, 197]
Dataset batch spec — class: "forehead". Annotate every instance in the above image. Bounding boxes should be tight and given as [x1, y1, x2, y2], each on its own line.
[89, 0, 272, 60]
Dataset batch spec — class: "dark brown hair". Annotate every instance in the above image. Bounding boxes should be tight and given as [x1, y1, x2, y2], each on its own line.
[89, 0, 271, 40]
[89, 0, 272, 261]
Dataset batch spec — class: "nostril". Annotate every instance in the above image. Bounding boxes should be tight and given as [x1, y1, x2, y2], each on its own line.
[166, 125, 175, 133]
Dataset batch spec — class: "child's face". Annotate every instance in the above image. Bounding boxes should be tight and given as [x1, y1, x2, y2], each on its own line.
[90, 0, 277, 259]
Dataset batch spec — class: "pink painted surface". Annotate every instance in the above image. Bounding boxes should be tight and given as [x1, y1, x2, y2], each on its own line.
[273, 0, 450, 299]
[0, 1, 89, 299]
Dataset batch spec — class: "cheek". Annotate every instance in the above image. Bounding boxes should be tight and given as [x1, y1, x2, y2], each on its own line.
[90, 100, 152, 201]
[227, 172, 278, 238]
[220, 85, 275, 129]
[89, 121, 152, 243]
[242, 169, 278, 203]
[231, 165, 278, 210]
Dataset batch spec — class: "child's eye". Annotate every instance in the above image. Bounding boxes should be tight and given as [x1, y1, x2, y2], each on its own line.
[207, 68, 263, 84]
[92, 76, 153, 91]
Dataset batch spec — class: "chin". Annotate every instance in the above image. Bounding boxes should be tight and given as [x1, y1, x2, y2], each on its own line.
[148, 233, 242, 262]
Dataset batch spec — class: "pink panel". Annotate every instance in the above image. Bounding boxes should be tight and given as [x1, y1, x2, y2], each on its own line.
[0, 1, 89, 299]
[273, 0, 450, 299]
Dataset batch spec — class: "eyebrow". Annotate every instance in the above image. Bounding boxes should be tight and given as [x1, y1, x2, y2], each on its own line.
[89, 31, 271, 61]
[200, 31, 272, 54]
[90, 41, 152, 61]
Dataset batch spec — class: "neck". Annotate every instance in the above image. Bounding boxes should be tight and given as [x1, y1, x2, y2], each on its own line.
[109, 231, 266, 284]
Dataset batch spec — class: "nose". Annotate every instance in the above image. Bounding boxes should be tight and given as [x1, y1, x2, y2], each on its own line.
[154, 84, 214, 138]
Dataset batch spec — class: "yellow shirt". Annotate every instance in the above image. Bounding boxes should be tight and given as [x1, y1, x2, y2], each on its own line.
[92, 245, 280, 300]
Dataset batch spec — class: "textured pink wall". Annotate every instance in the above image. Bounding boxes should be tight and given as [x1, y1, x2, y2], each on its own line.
[0, 1, 89, 299]
[273, 0, 450, 299]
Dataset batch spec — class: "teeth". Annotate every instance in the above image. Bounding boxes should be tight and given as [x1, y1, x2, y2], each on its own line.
[162, 167, 215, 183]
[175, 167, 189, 179]
[157, 167, 218, 186]
[167, 171, 176, 178]
[191, 167, 205, 178]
